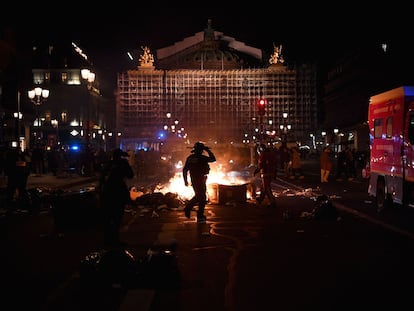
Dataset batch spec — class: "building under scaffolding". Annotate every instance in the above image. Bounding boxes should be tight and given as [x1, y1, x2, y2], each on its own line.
[116, 20, 317, 151]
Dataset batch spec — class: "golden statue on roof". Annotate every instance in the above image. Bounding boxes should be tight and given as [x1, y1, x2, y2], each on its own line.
[269, 44, 284, 65]
[139, 46, 154, 68]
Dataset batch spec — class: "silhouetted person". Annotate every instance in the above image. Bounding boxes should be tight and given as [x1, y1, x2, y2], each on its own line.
[335, 149, 349, 181]
[320, 146, 333, 183]
[183, 142, 216, 223]
[5, 147, 30, 210]
[99, 148, 134, 247]
[31, 145, 44, 176]
[289, 146, 304, 179]
[254, 144, 277, 208]
[278, 141, 290, 177]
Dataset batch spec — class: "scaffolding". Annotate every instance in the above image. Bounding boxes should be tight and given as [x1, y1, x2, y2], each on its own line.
[117, 63, 317, 147]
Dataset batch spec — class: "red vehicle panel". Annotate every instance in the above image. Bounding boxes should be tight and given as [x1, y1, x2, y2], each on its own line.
[368, 86, 414, 209]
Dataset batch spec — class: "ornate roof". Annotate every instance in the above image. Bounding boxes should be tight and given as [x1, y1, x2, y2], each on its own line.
[156, 19, 264, 70]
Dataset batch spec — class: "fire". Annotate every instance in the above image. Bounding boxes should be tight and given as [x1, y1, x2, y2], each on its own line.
[157, 161, 255, 201]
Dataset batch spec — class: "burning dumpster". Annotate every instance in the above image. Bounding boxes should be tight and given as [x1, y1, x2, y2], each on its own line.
[207, 183, 247, 205]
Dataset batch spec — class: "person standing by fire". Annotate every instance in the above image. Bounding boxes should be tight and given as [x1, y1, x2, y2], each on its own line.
[254, 143, 277, 208]
[99, 148, 134, 247]
[183, 142, 216, 223]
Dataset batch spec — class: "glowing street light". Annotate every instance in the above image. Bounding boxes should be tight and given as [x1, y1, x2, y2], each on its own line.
[28, 87, 49, 145]
[280, 112, 291, 143]
[28, 87, 49, 106]
[333, 128, 339, 153]
[81, 68, 96, 146]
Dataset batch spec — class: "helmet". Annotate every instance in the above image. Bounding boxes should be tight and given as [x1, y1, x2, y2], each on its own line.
[192, 142, 205, 153]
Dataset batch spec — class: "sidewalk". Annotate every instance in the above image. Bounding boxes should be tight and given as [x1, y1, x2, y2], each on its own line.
[26, 173, 98, 189]
[0, 172, 98, 190]
[0, 173, 99, 216]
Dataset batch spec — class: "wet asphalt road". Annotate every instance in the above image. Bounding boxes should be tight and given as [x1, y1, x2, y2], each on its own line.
[2, 159, 414, 310]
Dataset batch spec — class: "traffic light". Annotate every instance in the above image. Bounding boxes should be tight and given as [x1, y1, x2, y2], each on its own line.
[257, 98, 267, 116]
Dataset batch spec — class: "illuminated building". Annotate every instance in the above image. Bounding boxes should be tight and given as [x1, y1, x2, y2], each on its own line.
[116, 20, 317, 150]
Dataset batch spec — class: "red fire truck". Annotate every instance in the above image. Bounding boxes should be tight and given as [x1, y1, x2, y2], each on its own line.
[368, 86, 414, 210]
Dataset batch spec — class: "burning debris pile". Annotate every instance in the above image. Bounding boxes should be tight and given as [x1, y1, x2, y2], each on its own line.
[129, 161, 258, 207]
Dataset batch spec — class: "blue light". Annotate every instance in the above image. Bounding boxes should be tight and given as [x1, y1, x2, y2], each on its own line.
[70, 145, 80, 151]
[158, 131, 166, 140]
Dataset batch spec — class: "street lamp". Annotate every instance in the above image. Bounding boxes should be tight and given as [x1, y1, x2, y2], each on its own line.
[81, 69, 96, 146]
[321, 131, 327, 147]
[280, 112, 291, 143]
[51, 119, 59, 147]
[28, 87, 49, 146]
[333, 128, 339, 153]
[28, 87, 50, 106]
[13, 111, 23, 149]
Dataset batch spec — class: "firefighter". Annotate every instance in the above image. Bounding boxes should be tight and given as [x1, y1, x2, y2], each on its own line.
[183, 142, 216, 223]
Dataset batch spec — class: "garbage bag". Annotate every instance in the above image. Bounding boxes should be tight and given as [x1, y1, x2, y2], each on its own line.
[80, 249, 138, 289]
[313, 198, 337, 220]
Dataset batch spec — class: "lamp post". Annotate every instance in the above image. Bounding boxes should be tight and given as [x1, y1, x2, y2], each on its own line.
[28, 87, 49, 146]
[13, 91, 23, 150]
[280, 112, 291, 143]
[81, 68, 95, 147]
[13, 111, 23, 148]
[51, 119, 59, 147]
[333, 128, 339, 154]
[256, 99, 266, 142]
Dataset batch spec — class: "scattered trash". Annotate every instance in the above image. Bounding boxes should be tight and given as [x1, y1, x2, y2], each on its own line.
[300, 211, 313, 218]
[129, 186, 144, 201]
[329, 194, 341, 199]
[312, 195, 338, 220]
[138, 242, 180, 289]
[156, 204, 168, 210]
[79, 244, 180, 291]
[79, 249, 138, 290]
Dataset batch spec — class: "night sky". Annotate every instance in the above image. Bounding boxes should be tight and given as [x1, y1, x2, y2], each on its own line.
[2, 3, 410, 83]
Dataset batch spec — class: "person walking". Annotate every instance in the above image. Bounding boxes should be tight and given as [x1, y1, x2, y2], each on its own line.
[335, 148, 349, 181]
[289, 146, 304, 179]
[320, 146, 333, 183]
[183, 142, 216, 223]
[255, 143, 277, 208]
[99, 148, 134, 247]
[278, 141, 291, 177]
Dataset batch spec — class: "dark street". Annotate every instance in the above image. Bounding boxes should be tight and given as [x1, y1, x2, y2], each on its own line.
[1, 159, 414, 310]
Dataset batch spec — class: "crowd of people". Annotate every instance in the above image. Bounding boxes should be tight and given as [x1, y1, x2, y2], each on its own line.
[251, 142, 369, 206]
[0, 141, 370, 242]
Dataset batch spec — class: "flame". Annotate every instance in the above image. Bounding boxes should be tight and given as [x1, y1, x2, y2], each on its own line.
[157, 162, 254, 201]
